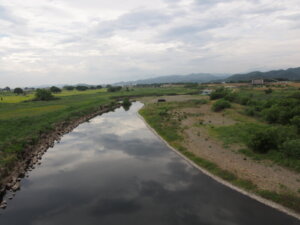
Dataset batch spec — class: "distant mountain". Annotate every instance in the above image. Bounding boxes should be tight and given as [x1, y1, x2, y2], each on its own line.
[226, 67, 300, 82]
[115, 73, 228, 85]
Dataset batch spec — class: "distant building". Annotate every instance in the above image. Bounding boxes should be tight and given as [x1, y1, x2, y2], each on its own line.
[201, 89, 213, 95]
[251, 79, 264, 85]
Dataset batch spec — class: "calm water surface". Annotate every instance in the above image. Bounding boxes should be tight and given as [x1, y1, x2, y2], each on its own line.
[0, 102, 299, 225]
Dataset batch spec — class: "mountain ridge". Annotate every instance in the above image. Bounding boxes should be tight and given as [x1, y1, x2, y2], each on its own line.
[226, 67, 300, 82]
[114, 73, 228, 85]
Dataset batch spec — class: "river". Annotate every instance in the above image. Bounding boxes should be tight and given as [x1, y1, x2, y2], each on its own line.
[0, 102, 298, 225]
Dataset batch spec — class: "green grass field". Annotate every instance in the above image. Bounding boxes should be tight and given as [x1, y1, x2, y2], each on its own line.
[0, 89, 108, 103]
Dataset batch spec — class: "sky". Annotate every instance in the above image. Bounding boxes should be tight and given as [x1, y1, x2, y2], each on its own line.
[0, 0, 300, 87]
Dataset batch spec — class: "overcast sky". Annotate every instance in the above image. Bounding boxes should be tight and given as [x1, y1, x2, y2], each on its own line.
[0, 0, 300, 87]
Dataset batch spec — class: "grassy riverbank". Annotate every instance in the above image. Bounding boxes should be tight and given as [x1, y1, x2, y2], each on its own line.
[139, 95, 300, 214]
[0, 86, 192, 182]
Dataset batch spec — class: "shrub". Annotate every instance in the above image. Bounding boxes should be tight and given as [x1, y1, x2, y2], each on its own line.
[212, 99, 231, 112]
[281, 139, 300, 159]
[238, 96, 251, 105]
[210, 87, 231, 100]
[247, 128, 278, 153]
[262, 105, 281, 123]
[247, 126, 297, 153]
[35, 89, 54, 101]
[291, 116, 300, 134]
[245, 107, 255, 116]
[224, 92, 237, 102]
[122, 98, 131, 110]
[264, 88, 273, 94]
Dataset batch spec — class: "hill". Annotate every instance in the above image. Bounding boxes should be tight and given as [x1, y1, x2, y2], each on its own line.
[115, 73, 228, 85]
[226, 67, 300, 82]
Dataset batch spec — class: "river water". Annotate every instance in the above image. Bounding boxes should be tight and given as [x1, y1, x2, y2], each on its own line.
[0, 102, 299, 225]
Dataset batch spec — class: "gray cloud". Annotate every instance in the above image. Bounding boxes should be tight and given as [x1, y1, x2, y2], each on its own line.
[93, 9, 174, 37]
[0, 0, 300, 87]
[0, 5, 18, 23]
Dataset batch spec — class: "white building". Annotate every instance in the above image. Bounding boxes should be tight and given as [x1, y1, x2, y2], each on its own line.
[251, 79, 264, 85]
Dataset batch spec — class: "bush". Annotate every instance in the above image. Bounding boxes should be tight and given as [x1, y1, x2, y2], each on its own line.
[122, 98, 131, 110]
[244, 107, 255, 116]
[35, 89, 54, 101]
[247, 128, 278, 153]
[281, 139, 300, 159]
[50, 86, 61, 93]
[210, 87, 231, 100]
[264, 88, 273, 94]
[212, 99, 231, 112]
[238, 96, 251, 105]
[291, 116, 300, 134]
[247, 126, 297, 153]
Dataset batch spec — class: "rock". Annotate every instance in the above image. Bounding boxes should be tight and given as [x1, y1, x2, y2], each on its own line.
[6, 183, 13, 190]
[11, 182, 20, 192]
[0, 200, 7, 209]
[19, 171, 26, 177]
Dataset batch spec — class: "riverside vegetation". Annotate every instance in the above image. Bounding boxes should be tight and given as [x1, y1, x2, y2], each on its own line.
[139, 85, 300, 213]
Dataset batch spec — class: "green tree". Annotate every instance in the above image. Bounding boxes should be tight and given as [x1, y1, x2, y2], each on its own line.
[13, 88, 23, 95]
[35, 89, 54, 101]
[76, 86, 88, 91]
[64, 85, 75, 90]
[50, 86, 61, 93]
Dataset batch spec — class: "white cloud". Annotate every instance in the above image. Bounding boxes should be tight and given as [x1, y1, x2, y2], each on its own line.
[0, 0, 299, 87]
